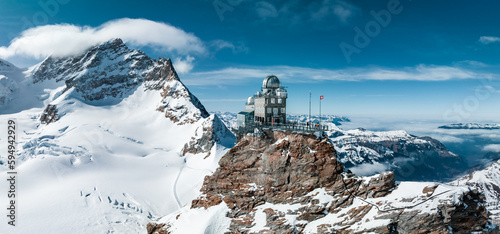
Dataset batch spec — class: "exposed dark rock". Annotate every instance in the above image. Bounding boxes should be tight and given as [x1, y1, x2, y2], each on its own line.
[182, 114, 235, 156]
[33, 39, 150, 101]
[146, 223, 169, 234]
[40, 104, 58, 124]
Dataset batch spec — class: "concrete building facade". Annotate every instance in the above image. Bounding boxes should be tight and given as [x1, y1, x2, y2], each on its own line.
[237, 75, 287, 127]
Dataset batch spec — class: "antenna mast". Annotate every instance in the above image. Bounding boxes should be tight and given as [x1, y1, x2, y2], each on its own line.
[309, 90, 311, 123]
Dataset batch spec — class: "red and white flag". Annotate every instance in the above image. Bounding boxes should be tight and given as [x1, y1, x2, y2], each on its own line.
[320, 95, 324, 100]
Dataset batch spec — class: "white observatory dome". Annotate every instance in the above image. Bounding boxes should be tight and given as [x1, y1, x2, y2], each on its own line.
[247, 96, 255, 105]
[262, 75, 281, 89]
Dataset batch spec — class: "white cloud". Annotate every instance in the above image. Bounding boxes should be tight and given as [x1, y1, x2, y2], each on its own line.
[256, 1, 278, 19]
[479, 36, 500, 45]
[182, 64, 492, 86]
[210, 40, 248, 54]
[349, 162, 389, 176]
[433, 135, 465, 144]
[483, 144, 500, 153]
[0, 18, 206, 60]
[173, 56, 195, 74]
[254, 0, 358, 26]
[333, 5, 353, 23]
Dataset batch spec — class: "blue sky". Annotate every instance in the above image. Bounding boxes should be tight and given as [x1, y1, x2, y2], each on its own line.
[0, 0, 499, 121]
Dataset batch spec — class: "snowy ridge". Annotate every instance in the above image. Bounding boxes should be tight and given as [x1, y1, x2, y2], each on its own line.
[453, 160, 500, 224]
[160, 178, 490, 233]
[32, 38, 151, 102]
[23, 38, 209, 124]
[439, 123, 500, 130]
[0, 39, 235, 233]
[160, 182, 473, 233]
[157, 75, 209, 124]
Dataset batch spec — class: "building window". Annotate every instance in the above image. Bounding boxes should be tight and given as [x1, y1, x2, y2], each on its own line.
[267, 108, 271, 113]
[273, 108, 278, 114]
[278, 98, 282, 104]
[281, 108, 286, 113]
[271, 98, 275, 104]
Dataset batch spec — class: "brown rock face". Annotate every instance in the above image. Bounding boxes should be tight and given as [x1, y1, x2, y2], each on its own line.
[151, 59, 209, 125]
[143, 57, 179, 90]
[182, 114, 235, 156]
[146, 223, 169, 234]
[188, 130, 397, 233]
[150, 130, 491, 233]
[195, 131, 344, 210]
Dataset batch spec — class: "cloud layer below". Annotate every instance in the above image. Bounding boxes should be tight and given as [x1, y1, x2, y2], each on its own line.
[483, 144, 500, 153]
[0, 18, 206, 60]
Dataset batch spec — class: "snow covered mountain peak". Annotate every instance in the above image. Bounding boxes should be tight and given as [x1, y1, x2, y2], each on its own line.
[31, 38, 151, 101]
[0, 38, 236, 233]
[24, 38, 210, 124]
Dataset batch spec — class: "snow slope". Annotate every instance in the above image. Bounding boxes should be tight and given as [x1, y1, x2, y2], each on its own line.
[0, 39, 234, 233]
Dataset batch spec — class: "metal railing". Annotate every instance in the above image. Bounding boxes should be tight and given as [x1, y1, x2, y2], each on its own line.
[237, 122, 328, 135]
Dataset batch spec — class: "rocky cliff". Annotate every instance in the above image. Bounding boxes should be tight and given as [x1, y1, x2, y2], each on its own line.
[149, 130, 492, 233]
[453, 159, 500, 225]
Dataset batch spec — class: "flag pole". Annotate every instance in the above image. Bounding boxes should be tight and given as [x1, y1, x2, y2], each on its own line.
[319, 95, 324, 131]
[309, 90, 311, 124]
[319, 96, 321, 129]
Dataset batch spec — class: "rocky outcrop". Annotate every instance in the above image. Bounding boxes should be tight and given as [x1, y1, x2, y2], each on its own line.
[143, 57, 178, 90]
[182, 114, 235, 156]
[453, 159, 500, 225]
[155, 65, 209, 124]
[33, 39, 151, 101]
[40, 104, 58, 124]
[146, 223, 169, 234]
[151, 130, 492, 233]
[193, 131, 346, 210]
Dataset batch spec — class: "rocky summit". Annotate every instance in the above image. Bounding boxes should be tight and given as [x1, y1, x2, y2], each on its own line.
[149, 130, 493, 233]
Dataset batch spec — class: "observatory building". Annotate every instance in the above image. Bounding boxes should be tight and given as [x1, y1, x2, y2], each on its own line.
[237, 75, 287, 127]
